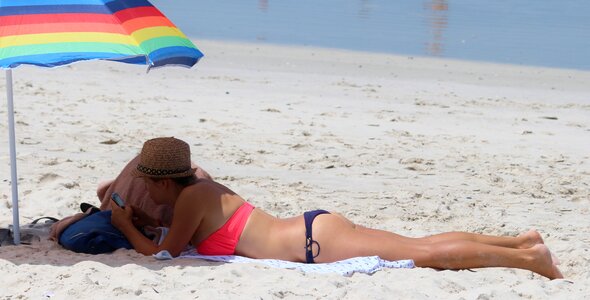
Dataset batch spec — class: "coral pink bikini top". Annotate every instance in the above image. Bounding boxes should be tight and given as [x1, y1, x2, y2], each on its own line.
[196, 202, 255, 255]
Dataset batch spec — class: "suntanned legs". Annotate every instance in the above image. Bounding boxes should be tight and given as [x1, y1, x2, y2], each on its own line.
[355, 226, 560, 266]
[313, 214, 563, 280]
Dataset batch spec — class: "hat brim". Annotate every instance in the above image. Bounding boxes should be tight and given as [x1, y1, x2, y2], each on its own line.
[131, 166, 197, 178]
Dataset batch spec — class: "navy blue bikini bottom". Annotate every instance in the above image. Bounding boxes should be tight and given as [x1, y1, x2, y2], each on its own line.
[303, 209, 330, 263]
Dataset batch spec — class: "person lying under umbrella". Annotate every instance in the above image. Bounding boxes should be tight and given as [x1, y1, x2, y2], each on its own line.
[110, 137, 563, 280]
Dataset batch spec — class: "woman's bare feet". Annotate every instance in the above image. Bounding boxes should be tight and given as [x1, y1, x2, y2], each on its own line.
[517, 229, 560, 265]
[529, 244, 564, 280]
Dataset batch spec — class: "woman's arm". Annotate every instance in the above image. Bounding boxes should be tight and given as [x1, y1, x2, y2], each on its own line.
[157, 188, 207, 257]
[111, 184, 208, 256]
[110, 200, 160, 255]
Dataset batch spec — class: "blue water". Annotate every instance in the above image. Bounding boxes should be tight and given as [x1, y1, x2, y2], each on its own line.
[151, 0, 590, 70]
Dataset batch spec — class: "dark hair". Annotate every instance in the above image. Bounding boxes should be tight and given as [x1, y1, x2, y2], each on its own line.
[151, 175, 197, 187]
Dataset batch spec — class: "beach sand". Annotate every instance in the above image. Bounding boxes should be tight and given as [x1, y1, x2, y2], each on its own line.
[1, 40, 589, 298]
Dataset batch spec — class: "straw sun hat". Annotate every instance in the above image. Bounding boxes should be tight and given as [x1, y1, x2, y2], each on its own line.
[132, 137, 197, 178]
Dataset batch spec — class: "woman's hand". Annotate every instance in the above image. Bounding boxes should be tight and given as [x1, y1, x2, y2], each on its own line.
[110, 199, 134, 230]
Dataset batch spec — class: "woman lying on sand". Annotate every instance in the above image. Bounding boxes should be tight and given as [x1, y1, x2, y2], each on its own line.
[110, 137, 563, 280]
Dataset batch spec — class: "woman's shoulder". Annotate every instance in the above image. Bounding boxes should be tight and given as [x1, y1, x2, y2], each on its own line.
[172, 181, 215, 213]
[179, 179, 227, 200]
[191, 179, 237, 195]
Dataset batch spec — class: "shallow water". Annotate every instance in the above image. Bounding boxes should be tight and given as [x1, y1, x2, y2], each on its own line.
[151, 0, 590, 70]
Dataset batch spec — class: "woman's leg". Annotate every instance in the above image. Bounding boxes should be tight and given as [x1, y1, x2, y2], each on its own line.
[421, 229, 543, 249]
[410, 241, 563, 279]
[338, 212, 542, 249]
[361, 228, 544, 249]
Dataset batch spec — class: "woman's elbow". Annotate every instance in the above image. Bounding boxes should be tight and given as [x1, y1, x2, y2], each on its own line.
[135, 247, 158, 256]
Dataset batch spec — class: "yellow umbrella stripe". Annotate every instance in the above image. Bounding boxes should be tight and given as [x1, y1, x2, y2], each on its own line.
[130, 26, 188, 44]
[0, 32, 139, 48]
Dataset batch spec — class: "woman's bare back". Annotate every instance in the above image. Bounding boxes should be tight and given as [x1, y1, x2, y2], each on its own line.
[236, 209, 307, 262]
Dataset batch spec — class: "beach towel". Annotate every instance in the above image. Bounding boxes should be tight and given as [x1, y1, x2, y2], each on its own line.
[154, 249, 415, 276]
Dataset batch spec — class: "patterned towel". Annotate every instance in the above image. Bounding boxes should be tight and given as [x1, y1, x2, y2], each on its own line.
[154, 248, 414, 276]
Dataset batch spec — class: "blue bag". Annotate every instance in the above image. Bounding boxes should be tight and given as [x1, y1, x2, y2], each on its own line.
[59, 210, 133, 254]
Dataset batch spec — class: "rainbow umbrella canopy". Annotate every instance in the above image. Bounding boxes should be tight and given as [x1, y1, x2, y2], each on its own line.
[0, 0, 204, 244]
[0, 0, 203, 68]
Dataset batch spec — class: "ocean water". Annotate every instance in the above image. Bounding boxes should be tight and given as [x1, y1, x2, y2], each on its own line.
[151, 0, 590, 70]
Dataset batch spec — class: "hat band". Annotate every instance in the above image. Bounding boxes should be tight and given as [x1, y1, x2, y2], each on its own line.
[136, 164, 190, 177]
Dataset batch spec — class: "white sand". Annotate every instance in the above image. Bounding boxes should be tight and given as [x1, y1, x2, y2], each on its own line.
[1, 40, 589, 298]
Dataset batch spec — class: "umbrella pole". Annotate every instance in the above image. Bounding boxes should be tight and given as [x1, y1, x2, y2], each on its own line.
[5, 69, 20, 245]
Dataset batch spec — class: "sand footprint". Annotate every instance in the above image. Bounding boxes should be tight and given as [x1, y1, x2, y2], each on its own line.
[399, 157, 435, 171]
[39, 173, 60, 183]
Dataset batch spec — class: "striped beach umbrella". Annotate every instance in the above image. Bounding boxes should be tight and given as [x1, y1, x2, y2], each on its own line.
[0, 0, 203, 69]
[0, 0, 204, 244]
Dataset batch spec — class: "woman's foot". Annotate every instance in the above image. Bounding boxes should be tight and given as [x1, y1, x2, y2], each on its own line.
[529, 244, 564, 280]
[517, 229, 544, 249]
